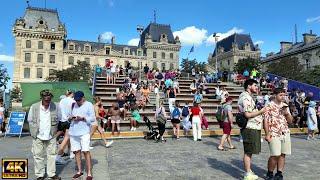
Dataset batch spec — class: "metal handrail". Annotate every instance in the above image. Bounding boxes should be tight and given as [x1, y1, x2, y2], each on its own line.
[91, 66, 97, 96]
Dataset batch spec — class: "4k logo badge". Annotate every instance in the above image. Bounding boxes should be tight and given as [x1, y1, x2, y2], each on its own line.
[2, 159, 28, 179]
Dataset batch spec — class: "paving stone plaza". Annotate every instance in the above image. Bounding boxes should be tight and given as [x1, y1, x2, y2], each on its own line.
[1, 135, 319, 180]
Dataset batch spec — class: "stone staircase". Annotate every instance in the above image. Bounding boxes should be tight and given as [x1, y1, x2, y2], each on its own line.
[93, 76, 244, 129]
[91, 75, 308, 139]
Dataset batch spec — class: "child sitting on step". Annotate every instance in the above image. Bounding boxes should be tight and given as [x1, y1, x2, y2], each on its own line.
[130, 105, 142, 131]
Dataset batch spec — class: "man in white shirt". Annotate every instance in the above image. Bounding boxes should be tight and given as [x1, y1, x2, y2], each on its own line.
[27, 90, 61, 180]
[69, 91, 95, 180]
[56, 89, 75, 164]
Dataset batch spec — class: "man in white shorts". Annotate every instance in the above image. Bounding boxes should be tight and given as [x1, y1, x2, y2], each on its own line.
[69, 91, 95, 180]
[264, 88, 293, 180]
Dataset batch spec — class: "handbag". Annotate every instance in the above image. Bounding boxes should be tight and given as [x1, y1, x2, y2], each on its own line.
[156, 107, 167, 125]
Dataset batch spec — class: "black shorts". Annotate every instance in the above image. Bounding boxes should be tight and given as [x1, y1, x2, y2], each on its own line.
[58, 121, 70, 132]
[171, 118, 180, 124]
[241, 129, 261, 155]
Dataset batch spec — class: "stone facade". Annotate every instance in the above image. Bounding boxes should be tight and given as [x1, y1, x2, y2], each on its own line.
[261, 31, 320, 71]
[12, 7, 180, 86]
[208, 33, 260, 71]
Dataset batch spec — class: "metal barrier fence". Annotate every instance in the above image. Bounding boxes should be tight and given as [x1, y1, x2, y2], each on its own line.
[266, 72, 320, 100]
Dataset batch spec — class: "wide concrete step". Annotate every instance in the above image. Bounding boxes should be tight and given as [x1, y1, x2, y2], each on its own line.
[91, 128, 309, 139]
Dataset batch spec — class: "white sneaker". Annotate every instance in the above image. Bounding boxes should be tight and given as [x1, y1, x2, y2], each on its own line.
[130, 127, 134, 131]
[55, 155, 67, 165]
[69, 153, 75, 159]
[133, 127, 137, 131]
[89, 146, 94, 150]
[106, 140, 114, 148]
[244, 171, 258, 180]
[261, 138, 264, 142]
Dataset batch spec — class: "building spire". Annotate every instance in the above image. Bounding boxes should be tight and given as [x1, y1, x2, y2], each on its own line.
[153, 10, 157, 23]
[26, 0, 30, 7]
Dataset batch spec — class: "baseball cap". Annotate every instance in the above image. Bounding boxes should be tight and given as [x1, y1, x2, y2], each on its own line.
[40, 89, 53, 98]
[74, 91, 84, 101]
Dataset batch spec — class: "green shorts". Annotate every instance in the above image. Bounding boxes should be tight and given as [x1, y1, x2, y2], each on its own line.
[241, 128, 261, 155]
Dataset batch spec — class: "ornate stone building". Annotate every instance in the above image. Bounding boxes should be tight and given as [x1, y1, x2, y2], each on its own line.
[261, 31, 320, 71]
[208, 33, 261, 71]
[12, 7, 181, 86]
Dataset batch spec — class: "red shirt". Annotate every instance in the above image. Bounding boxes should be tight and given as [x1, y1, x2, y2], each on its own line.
[191, 107, 201, 116]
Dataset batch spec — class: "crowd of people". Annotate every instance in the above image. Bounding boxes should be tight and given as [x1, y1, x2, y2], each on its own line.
[4, 61, 318, 180]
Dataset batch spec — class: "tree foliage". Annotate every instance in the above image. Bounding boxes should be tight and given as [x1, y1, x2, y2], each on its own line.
[10, 85, 22, 102]
[180, 58, 207, 73]
[267, 56, 303, 80]
[46, 61, 92, 82]
[0, 64, 10, 89]
[234, 57, 261, 74]
[300, 65, 320, 87]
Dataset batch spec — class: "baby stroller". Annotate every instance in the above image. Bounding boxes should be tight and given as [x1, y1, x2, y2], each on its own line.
[143, 116, 159, 140]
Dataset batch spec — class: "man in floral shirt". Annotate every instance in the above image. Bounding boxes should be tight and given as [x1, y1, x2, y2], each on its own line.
[264, 88, 293, 180]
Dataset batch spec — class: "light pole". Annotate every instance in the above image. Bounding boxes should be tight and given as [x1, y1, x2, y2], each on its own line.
[213, 33, 219, 72]
[137, 25, 144, 82]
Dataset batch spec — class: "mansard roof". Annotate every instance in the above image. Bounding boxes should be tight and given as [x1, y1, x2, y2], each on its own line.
[23, 6, 62, 30]
[140, 23, 176, 46]
[212, 33, 257, 57]
[65, 39, 142, 54]
[262, 37, 320, 63]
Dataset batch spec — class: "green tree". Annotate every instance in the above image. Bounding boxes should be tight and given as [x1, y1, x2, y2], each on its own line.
[0, 64, 10, 89]
[267, 57, 303, 80]
[180, 58, 191, 72]
[46, 61, 92, 81]
[10, 85, 22, 102]
[234, 57, 261, 74]
[300, 65, 320, 87]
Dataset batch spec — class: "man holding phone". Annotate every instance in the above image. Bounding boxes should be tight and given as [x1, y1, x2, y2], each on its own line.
[69, 91, 95, 180]
[263, 88, 293, 180]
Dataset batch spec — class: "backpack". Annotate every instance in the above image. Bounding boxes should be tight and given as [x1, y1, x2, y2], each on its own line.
[195, 94, 202, 103]
[182, 106, 189, 117]
[156, 107, 167, 125]
[172, 107, 180, 117]
[235, 112, 248, 129]
[215, 105, 224, 123]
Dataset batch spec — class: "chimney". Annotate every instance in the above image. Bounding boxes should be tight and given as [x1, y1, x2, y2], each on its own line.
[280, 41, 292, 53]
[111, 36, 115, 44]
[303, 30, 316, 44]
[266, 52, 274, 57]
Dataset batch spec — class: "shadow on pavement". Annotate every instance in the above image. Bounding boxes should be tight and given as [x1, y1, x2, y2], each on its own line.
[230, 159, 266, 177]
[207, 157, 242, 179]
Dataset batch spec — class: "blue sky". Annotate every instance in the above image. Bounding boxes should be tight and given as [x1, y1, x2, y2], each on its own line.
[1, 0, 320, 89]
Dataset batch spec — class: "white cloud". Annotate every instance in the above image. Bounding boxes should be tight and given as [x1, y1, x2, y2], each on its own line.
[254, 40, 264, 45]
[206, 27, 244, 45]
[0, 54, 14, 62]
[173, 26, 208, 46]
[128, 38, 140, 46]
[306, 16, 320, 23]
[100, 31, 115, 42]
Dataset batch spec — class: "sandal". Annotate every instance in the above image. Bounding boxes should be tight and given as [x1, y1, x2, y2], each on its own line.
[217, 147, 227, 151]
[229, 146, 236, 149]
[86, 176, 93, 180]
[72, 172, 83, 179]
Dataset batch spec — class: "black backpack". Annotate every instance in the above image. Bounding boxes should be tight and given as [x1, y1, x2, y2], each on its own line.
[235, 112, 248, 129]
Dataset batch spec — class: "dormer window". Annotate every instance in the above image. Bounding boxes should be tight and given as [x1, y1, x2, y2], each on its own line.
[125, 50, 129, 55]
[162, 34, 166, 39]
[106, 47, 110, 55]
[69, 44, 74, 50]
[85, 45, 90, 52]
[39, 20, 44, 25]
